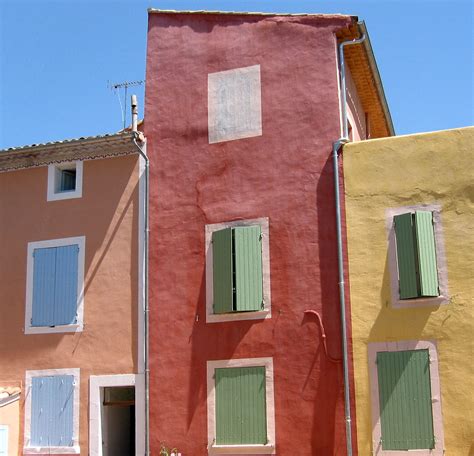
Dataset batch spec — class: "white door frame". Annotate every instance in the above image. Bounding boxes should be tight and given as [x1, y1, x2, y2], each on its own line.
[89, 374, 144, 456]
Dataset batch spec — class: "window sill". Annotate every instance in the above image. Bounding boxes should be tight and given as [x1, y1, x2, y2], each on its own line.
[393, 294, 449, 309]
[23, 445, 80, 454]
[25, 323, 83, 335]
[207, 309, 271, 324]
[209, 443, 275, 454]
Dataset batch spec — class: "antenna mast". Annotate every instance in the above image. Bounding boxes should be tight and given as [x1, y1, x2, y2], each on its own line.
[109, 79, 144, 129]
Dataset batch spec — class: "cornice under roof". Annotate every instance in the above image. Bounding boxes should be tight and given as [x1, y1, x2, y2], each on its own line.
[0, 132, 139, 172]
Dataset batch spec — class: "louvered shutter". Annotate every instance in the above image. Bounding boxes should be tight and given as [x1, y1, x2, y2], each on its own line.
[31, 375, 74, 447]
[54, 245, 79, 325]
[234, 226, 263, 311]
[414, 211, 439, 297]
[0, 426, 8, 456]
[215, 366, 267, 445]
[377, 350, 435, 450]
[32, 248, 57, 326]
[394, 213, 419, 299]
[212, 228, 233, 313]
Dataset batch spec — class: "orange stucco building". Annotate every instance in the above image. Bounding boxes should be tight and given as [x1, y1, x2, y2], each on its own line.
[0, 132, 146, 455]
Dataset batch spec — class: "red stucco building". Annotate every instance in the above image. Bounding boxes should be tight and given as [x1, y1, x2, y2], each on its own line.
[144, 10, 392, 455]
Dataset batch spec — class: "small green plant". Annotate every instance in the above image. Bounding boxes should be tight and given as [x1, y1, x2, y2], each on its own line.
[160, 443, 179, 456]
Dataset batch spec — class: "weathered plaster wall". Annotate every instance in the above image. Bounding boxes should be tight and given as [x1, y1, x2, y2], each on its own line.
[344, 127, 474, 455]
[0, 155, 139, 454]
[145, 12, 358, 455]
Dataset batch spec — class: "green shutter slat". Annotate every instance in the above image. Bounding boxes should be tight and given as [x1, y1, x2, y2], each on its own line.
[212, 228, 233, 314]
[240, 367, 267, 444]
[377, 350, 434, 450]
[415, 211, 439, 297]
[394, 213, 419, 299]
[215, 367, 267, 445]
[216, 368, 242, 444]
[234, 226, 263, 312]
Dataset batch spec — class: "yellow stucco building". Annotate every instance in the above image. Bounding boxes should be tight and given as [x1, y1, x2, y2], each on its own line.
[344, 126, 474, 455]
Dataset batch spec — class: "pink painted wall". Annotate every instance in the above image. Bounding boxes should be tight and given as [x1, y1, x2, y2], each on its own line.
[0, 155, 139, 454]
[145, 12, 358, 455]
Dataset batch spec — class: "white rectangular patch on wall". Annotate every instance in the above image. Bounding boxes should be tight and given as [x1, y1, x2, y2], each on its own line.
[208, 64, 262, 144]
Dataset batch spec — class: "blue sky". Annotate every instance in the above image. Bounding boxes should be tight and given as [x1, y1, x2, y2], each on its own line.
[0, 0, 472, 149]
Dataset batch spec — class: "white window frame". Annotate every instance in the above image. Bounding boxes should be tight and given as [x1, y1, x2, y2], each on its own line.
[205, 217, 271, 323]
[24, 368, 80, 454]
[47, 161, 83, 201]
[25, 236, 85, 334]
[368, 341, 445, 456]
[386, 204, 449, 308]
[89, 374, 145, 456]
[207, 357, 276, 455]
[0, 425, 8, 455]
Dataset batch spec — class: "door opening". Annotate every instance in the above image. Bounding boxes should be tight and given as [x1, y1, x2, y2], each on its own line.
[101, 386, 135, 456]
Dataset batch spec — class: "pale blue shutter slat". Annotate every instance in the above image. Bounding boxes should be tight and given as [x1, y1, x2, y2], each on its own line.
[54, 245, 79, 325]
[31, 376, 74, 447]
[0, 427, 8, 455]
[32, 248, 57, 326]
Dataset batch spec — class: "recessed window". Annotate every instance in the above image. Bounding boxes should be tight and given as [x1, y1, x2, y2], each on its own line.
[205, 218, 271, 323]
[25, 236, 85, 334]
[368, 341, 444, 455]
[24, 369, 80, 454]
[47, 161, 83, 201]
[387, 205, 448, 308]
[207, 358, 275, 454]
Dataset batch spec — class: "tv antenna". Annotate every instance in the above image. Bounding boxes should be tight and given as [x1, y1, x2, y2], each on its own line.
[109, 79, 145, 129]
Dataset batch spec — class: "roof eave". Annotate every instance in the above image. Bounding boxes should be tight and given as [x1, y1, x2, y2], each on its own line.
[357, 21, 395, 136]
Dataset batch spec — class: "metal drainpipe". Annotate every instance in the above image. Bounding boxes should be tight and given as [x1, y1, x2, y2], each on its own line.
[333, 32, 366, 456]
[131, 101, 150, 455]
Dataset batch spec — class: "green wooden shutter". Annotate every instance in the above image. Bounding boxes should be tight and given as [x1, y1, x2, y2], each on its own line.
[234, 226, 263, 312]
[212, 228, 234, 314]
[377, 350, 435, 450]
[215, 366, 267, 445]
[414, 211, 439, 297]
[394, 213, 419, 299]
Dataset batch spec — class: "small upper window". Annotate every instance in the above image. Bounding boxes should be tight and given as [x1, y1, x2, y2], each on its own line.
[47, 161, 83, 201]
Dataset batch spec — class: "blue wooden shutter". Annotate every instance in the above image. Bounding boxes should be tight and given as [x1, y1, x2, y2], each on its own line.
[54, 245, 79, 325]
[0, 426, 8, 456]
[414, 211, 439, 297]
[377, 350, 434, 450]
[32, 245, 78, 327]
[394, 213, 419, 299]
[32, 248, 57, 326]
[215, 366, 267, 445]
[212, 228, 233, 314]
[31, 375, 74, 447]
[234, 226, 263, 312]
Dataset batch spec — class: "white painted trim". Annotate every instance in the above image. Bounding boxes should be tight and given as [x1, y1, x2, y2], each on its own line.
[0, 425, 8, 455]
[89, 374, 144, 456]
[205, 218, 271, 323]
[386, 204, 449, 308]
[24, 368, 80, 454]
[47, 161, 83, 201]
[368, 341, 445, 456]
[207, 357, 276, 455]
[24, 236, 85, 334]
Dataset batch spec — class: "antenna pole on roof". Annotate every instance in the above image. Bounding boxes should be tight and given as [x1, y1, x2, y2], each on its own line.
[109, 79, 145, 130]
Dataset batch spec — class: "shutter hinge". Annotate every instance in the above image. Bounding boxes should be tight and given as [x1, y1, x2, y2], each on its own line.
[259, 233, 263, 241]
